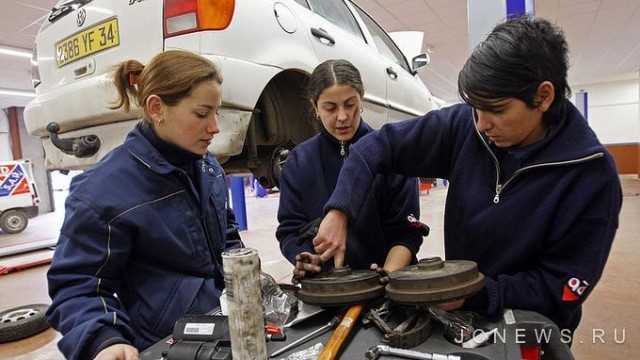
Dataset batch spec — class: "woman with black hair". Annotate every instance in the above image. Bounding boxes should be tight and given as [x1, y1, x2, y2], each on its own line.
[276, 59, 424, 279]
[312, 16, 623, 335]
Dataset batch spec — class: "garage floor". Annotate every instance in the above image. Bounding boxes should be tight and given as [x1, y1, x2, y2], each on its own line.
[0, 175, 638, 359]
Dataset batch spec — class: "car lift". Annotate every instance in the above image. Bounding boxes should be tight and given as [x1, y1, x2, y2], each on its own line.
[0, 239, 56, 276]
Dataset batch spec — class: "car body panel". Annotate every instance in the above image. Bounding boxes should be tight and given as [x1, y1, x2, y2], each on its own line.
[295, 0, 390, 128]
[26, 0, 164, 137]
[25, 0, 439, 186]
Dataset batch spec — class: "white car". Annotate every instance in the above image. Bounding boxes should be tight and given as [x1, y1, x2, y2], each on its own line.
[25, 0, 439, 188]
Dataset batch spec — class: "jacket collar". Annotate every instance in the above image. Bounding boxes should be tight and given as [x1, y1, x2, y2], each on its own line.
[319, 119, 373, 150]
[124, 122, 202, 175]
[474, 101, 606, 165]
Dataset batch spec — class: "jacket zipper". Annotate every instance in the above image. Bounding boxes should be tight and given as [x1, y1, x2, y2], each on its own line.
[197, 158, 220, 266]
[340, 141, 347, 158]
[340, 141, 349, 162]
[471, 113, 605, 203]
[132, 151, 220, 270]
[490, 153, 604, 203]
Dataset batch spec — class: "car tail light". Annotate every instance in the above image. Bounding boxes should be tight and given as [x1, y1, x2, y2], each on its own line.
[31, 46, 41, 88]
[164, 0, 235, 37]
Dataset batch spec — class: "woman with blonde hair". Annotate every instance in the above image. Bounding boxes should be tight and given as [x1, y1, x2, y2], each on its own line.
[47, 50, 243, 360]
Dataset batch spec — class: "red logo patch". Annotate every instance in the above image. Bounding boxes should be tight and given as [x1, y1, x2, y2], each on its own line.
[563, 277, 589, 301]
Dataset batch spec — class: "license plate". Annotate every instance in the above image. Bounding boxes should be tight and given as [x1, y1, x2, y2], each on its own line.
[55, 18, 120, 68]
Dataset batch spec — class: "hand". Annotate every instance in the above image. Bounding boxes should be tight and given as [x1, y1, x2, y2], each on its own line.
[435, 299, 465, 311]
[293, 252, 323, 280]
[369, 263, 390, 285]
[94, 344, 139, 360]
[312, 210, 348, 267]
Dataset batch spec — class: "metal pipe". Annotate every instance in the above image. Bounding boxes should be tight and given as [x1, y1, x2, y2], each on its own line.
[222, 248, 267, 359]
[269, 314, 343, 358]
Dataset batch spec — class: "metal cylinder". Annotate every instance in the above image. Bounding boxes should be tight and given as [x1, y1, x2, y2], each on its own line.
[222, 248, 266, 359]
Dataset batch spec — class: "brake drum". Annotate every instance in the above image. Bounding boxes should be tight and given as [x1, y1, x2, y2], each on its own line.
[386, 257, 485, 306]
[297, 267, 384, 306]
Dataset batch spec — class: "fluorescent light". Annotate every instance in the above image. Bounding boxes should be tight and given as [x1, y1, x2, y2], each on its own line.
[0, 88, 36, 97]
[0, 44, 32, 59]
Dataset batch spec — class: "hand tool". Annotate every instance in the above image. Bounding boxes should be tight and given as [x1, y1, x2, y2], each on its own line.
[268, 313, 344, 358]
[462, 327, 498, 348]
[365, 344, 461, 360]
[317, 303, 365, 360]
[266, 323, 283, 335]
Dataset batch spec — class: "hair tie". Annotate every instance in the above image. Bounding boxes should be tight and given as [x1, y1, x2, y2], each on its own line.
[128, 70, 142, 87]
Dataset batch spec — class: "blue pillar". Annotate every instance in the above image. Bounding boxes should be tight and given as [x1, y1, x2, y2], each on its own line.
[575, 90, 588, 122]
[230, 176, 247, 230]
[506, 0, 535, 19]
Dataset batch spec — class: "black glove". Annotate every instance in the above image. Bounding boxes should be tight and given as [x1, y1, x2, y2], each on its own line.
[296, 217, 323, 246]
[370, 263, 390, 285]
[407, 214, 430, 237]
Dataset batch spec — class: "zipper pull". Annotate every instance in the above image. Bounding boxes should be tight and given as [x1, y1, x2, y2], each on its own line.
[493, 184, 502, 204]
[340, 141, 346, 157]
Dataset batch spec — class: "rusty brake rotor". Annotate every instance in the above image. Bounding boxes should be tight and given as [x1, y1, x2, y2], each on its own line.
[386, 257, 485, 306]
[297, 267, 384, 306]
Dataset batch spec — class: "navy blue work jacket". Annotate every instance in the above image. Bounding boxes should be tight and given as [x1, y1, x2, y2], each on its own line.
[46, 124, 243, 359]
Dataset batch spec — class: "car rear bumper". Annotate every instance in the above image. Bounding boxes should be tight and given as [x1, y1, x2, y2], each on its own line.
[38, 111, 252, 171]
[25, 206, 39, 218]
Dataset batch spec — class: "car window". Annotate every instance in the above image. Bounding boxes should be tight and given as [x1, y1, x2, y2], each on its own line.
[352, 4, 410, 73]
[55, 0, 92, 5]
[293, 0, 310, 9]
[308, 0, 365, 42]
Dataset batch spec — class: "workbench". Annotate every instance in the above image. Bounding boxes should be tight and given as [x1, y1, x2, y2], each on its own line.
[139, 307, 573, 359]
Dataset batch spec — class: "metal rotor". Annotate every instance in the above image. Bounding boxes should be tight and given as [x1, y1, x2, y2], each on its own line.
[297, 267, 385, 307]
[386, 257, 485, 306]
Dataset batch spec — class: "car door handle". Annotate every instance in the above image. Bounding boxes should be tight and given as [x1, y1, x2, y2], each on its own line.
[311, 27, 335, 45]
[386, 67, 398, 79]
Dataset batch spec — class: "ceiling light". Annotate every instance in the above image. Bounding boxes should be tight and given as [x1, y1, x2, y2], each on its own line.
[0, 44, 32, 59]
[0, 88, 36, 97]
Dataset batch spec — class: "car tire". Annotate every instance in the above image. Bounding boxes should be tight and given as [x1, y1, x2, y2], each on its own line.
[0, 209, 29, 234]
[268, 144, 292, 189]
[0, 304, 51, 343]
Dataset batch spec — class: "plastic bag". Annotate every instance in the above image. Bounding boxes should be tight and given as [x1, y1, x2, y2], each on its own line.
[427, 306, 475, 344]
[261, 271, 298, 328]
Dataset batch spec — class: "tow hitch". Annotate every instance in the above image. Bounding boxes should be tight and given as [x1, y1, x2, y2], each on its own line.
[47, 122, 101, 157]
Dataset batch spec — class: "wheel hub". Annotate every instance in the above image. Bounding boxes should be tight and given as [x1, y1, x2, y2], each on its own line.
[297, 267, 385, 306]
[386, 257, 485, 306]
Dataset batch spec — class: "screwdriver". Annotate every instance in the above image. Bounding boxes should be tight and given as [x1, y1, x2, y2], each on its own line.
[318, 303, 365, 360]
[269, 313, 344, 358]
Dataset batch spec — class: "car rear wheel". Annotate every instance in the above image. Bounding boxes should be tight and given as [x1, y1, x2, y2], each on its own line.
[0, 209, 29, 234]
[268, 145, 292, 189]
[249, 73, 315, 189]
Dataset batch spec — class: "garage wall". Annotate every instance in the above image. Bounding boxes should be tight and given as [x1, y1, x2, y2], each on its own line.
[1, 106, 54, 213]
[0, 110, 11, 160]
[14, 107, 54, 213]
[573, 77, 640, 176]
